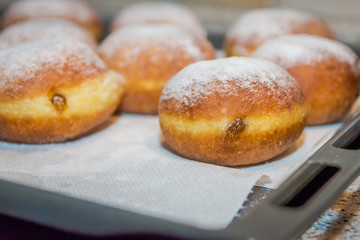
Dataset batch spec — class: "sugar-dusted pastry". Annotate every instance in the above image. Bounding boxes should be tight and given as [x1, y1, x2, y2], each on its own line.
[0, 39, 123, 143]
[0, 18, 97, 49]
[224, 8, 335, 56]
[2, 0, 103, 39]
[111, 1, 206, 37]
[159, 57, 306, 166]
[252, 34, 360, 125]
[99, 24, 215, 114]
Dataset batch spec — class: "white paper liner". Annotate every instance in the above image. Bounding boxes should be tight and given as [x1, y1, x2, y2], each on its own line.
[0, 114, 259, 230]
[0, 96, 358, 230]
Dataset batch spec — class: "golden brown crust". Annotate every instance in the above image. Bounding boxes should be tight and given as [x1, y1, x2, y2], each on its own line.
[158, 57, 307, 166]
[0, 38, 123, 144]
[224, 39, 258, 57]
[159, 88, 306, 165]
[99, 26, 215, 114]
[251, 34, 360, 125]
[0, 39, 107, 101]
[109, 42, 215, 114]
[102, 43, 214, 83]
[159, 79, 305, 120]
[120, 79, 167, 114]
[86, 23, 103, 40]
[0, 103, 118, 144]
[1, 64, 106, 101]
[160, 115, 305, 166]
[101, 36, 215, 80]
[286, 58, 360, 124]
[0, 70, 123, 144]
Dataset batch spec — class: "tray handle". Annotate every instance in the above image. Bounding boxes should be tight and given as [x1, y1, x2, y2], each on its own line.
[222, 113, 360, 240]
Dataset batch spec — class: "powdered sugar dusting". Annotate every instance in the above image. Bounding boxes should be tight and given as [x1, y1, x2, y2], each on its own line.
[252, 34, 360, 76]
[4, 0, 96, 24]
[99, 24, 204, 67]
[0, 19, 96, 49]
[112, 2, 206, 36]
[0, 38, 106, 89]
[227, 8, 318, 46]
[161, 57, 299, 106]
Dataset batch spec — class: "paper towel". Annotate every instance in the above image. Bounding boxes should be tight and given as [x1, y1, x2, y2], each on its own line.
[1, 95, 358, 229]
[0, 114, 260, 230]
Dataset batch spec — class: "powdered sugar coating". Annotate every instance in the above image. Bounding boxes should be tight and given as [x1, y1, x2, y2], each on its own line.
[252, 34, 360, 76]
[99, 24, 205, 68]
[161, 57, 299, 106]
[226, 8, 324, 54]
[112, 2, 206, 36]
[0, 19, 97, 49]
[3, 0, 96, 24]
[0, 38, 106, 90]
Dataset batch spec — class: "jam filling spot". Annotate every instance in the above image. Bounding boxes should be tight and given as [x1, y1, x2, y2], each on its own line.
[225, 117, 246, 144]
[51, 94, 66, 113]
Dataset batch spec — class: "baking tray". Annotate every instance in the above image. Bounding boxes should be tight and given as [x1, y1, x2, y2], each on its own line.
[0, 112, 359, 240]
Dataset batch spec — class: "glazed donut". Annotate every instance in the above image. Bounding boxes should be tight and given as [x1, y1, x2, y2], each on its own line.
[252, 34, 360, 125]
[98, 24, 215, 114]
[0, 39, 123, 144]
[2, 0, 102, 40]
[159, 57, 306, 166]
[111, 2, 206, 37]
[0, 19, 97, 50]
[224, 8, 335, 57]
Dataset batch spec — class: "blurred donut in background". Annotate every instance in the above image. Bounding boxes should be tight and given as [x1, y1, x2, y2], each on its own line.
[99, 24, 215, 114]
[2, 0, 103, 40]
[111, 1, 207, 37]
[252, 34, 360, 125]
[0, 18, 97, 50]
[224, 8, 335, 57]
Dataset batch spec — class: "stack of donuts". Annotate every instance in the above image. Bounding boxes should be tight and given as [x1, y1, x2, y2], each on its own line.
[0, 0, 359, 167]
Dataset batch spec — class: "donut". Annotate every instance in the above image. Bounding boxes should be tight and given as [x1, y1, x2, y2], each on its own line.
[2, 0, 103, 40]
[252, 34, 360, 125]
[111, 2, 206, 37]
[159, 57, 306, 166]
[98, 24, 215, 114]
[0, 39, 123, 144]
[0, 19, 97, 50]
[224, 8, 335, 57]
